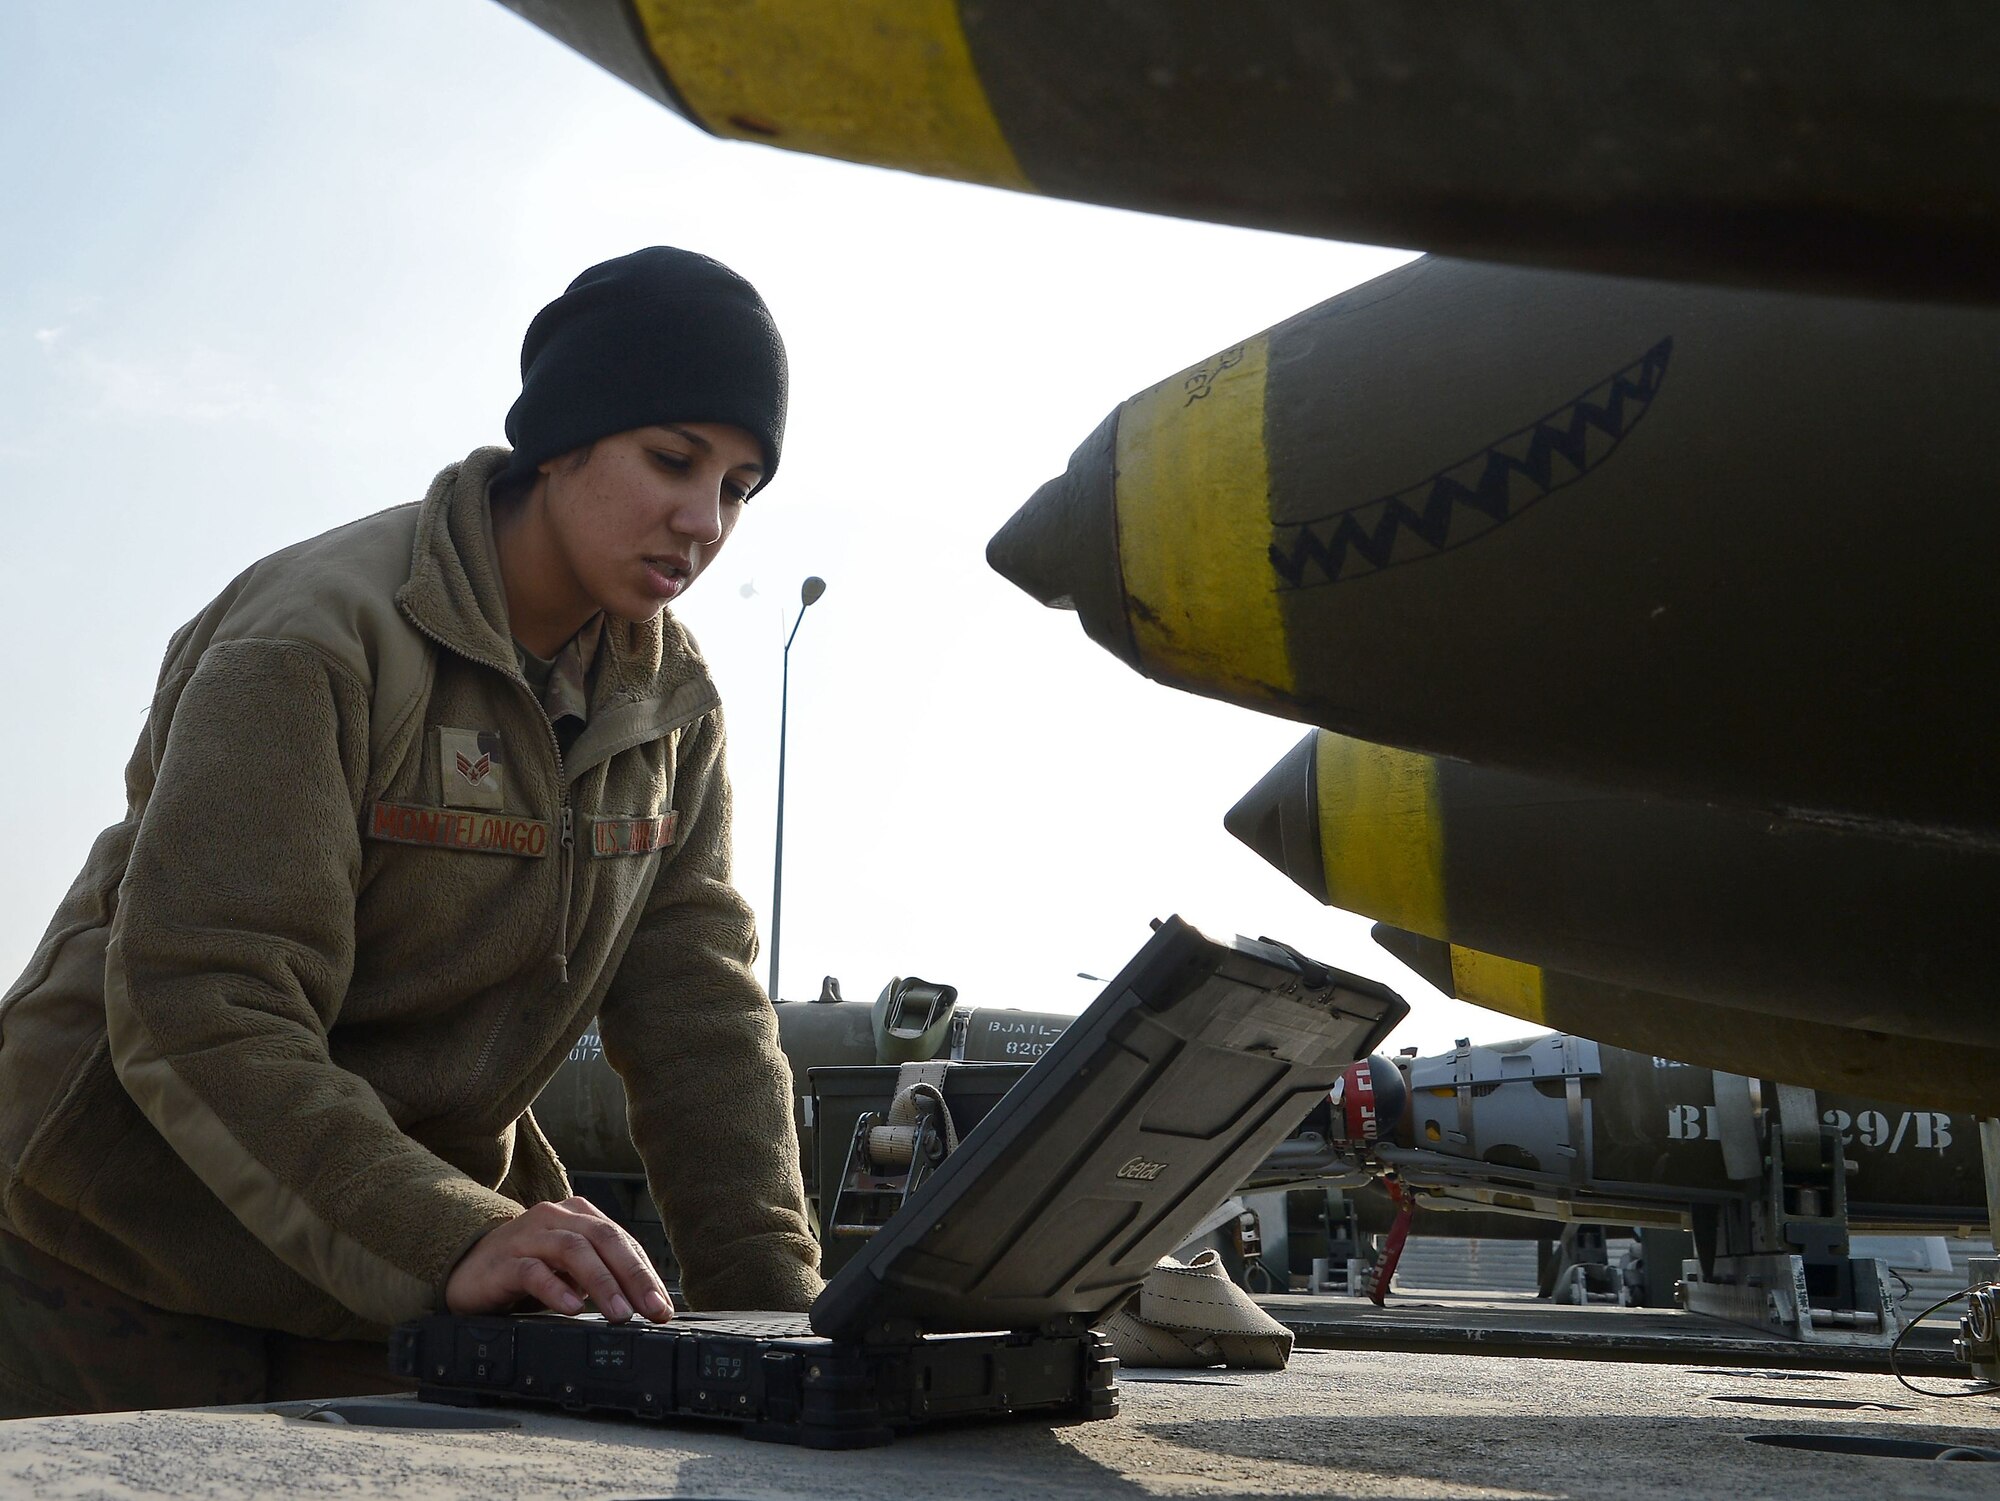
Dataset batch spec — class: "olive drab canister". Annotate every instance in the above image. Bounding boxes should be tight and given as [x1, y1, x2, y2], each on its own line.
[1368, 1036, 1985, 1231]
[989, 256, 2000, 841]
[534, 988, 1079, 1181]
[1221, 727, 2000, 1104]
[494, 0, 2000, 301]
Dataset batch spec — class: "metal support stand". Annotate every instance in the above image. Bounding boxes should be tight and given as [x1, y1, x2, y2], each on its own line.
[1980, 1118, 2000, 1248]
[1544, 1224, 1624, 1305]
[1681, 1252, 1895, 1344]
[1951, 1120, 2000, 1378]
[1678, 1083, 1898, 1346]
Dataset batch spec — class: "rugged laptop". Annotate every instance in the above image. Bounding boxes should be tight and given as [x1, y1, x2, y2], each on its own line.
[392, 916, 1407, 1447]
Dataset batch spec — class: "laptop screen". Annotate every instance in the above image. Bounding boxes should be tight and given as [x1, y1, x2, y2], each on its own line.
[810, 916, 1407, 1342]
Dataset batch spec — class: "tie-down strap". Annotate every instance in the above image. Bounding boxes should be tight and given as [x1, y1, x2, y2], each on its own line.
[1099, 1251, 1295, 1370]
[863, 1060, 960, 1170]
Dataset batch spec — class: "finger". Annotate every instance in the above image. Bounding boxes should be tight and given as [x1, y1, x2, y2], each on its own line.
[535, 1228, 637, 1322]
[574, 1217, 674, 1322]
[515, 1256, 585, 1316]
[547, 1201, 671, 1321]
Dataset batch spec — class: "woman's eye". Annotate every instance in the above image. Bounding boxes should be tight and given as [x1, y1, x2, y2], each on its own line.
[651, 450, 692, 472]
[726, 484, 752, 506]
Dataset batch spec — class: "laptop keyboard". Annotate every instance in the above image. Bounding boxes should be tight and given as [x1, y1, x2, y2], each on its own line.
[670, 1312, 818, 1338]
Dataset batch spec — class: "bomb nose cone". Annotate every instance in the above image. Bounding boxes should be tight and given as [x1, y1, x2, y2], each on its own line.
[1371, 924, 1457, 996]
[986, 412, 1140, 667]
[985, 477, 1077, 609]
[1225, 732, 1326, 900]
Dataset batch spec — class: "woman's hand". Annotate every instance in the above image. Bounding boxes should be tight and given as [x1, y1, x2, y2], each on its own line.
[444, 1197, 675, 1322]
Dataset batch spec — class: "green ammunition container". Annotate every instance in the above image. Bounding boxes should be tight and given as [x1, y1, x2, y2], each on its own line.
[808, 1063, 1029, 1276]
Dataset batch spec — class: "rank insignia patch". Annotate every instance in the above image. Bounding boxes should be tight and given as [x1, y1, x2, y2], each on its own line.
[439, 727, 506, 810]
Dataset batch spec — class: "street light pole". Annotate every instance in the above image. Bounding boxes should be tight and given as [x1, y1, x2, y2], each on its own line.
[769, 575, 825, 1003]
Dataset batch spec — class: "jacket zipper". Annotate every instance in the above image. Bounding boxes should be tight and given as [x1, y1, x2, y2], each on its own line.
[459, 660, 572, 1105]
[541, 691, 719, 986]
[396, 611, 575, 987]
[555, 806, 574, 985]
[394, 610, 717, 1102]
[528, 683, 573, 988]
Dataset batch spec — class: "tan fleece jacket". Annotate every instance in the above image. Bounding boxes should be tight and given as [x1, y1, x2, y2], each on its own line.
[0, 448, 822, 1340]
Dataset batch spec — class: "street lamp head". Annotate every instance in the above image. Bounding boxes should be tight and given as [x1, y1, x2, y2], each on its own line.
[800, 576, 827, 607]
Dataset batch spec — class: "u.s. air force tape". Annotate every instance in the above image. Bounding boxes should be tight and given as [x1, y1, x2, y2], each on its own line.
[590, 814, 677, 857]
[367, 802, 551, 857]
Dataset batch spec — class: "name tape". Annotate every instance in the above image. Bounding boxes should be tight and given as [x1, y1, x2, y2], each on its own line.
[368, 801, 551, 858]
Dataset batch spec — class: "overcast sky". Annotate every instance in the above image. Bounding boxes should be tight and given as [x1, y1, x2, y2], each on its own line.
[2, 1, 1542, 1056]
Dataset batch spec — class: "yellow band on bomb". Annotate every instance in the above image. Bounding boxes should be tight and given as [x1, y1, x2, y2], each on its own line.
[1448, 945, 1550, 1026]
[1312, 732, 1447, 938]
[632, 0, 1030, 189]
[1115, 334, 1293, 703]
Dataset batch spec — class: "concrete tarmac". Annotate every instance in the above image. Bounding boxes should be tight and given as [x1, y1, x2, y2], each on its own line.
[2, 1348, 1998, 1499]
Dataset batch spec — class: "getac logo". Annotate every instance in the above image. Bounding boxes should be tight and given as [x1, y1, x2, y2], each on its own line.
[1116, 1156, 1167, 1182]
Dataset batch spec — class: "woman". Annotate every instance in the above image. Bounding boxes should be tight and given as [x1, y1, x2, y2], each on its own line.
[0, 247, 822, 1415]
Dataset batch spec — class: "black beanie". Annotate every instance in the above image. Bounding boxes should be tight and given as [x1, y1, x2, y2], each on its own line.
[501, 246, 787, 494]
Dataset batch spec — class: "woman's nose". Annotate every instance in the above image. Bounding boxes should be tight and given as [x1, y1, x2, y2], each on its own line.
[669, 486, 726, 545]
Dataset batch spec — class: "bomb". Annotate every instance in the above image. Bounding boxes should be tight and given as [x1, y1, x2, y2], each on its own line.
[1223, 728, 1998, 1071]
[1372, 926, 2000, 1117]
[1362, 1035, 1985, 1232]
[990, 256, 2000, 837]
[496, 0, 2000, 299]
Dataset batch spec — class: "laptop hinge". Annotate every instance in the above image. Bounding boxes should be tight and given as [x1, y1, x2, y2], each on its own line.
[856, 1315, 927, 1345]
